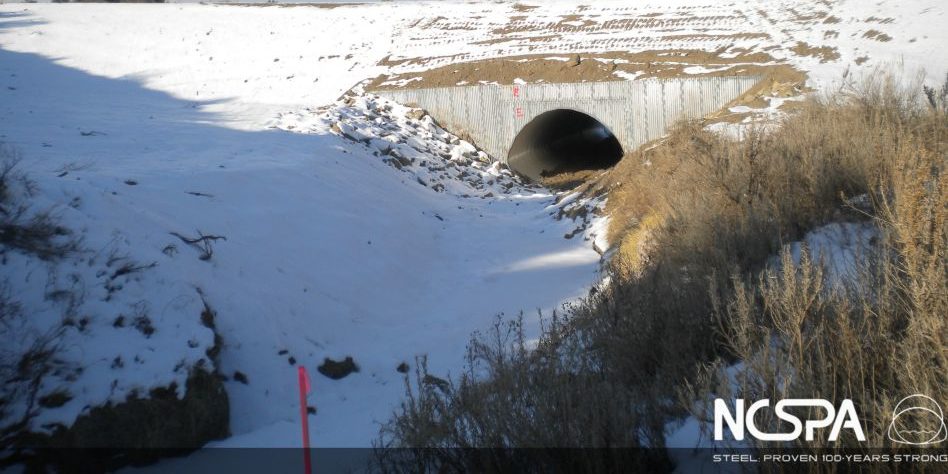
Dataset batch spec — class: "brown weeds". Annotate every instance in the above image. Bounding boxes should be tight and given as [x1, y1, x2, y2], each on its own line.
[380, 73, 947, 472]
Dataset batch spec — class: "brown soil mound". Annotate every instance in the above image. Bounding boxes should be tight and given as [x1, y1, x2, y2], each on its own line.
[368, 50, 802, 92]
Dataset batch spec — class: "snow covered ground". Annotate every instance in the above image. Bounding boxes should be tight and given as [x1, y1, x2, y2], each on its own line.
[0, 0, 945, 465]
[0, 3, 608, 453]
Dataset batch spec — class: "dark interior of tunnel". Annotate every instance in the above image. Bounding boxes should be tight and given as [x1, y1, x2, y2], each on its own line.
[506, 109, 624, 183]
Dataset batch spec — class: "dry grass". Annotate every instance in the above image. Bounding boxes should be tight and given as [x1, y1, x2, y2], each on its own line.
[379, 73, 947, 472]
[687, 135, 945, 472]
[0, 146, 77, 458]
[537, 168, 602, 191]
[0, 148, 78, 260]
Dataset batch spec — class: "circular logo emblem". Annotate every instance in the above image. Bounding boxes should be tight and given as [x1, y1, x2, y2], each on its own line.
[887, 394, 947, 445]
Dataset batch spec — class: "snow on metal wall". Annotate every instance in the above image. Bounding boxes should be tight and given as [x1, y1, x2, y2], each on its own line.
[375, 75, 761, 162]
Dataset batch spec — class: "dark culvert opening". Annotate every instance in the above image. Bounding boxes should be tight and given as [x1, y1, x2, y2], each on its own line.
[506, 109, 624, 185]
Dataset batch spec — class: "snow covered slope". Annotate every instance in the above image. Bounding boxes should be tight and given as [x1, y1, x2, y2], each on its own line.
[0, 5, 606, 450]
[0, 0, 945, 456]
[372, 0, 947, 88]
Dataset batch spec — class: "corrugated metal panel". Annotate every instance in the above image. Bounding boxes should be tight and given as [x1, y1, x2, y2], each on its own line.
[663, 80, 682, 131]
[375, 75, 762, 163]
[642, 80, 663, 142]
[629, 81, 648, 147]
[681, 78, 702, 118]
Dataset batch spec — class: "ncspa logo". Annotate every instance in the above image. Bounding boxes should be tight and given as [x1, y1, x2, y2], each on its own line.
[714, 398, 866, 442]
[887, 394, 947, 446]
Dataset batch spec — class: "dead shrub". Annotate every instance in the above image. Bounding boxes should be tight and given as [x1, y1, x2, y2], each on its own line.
[0, 283, 72, 451]
[377, 315, 671, 472]
[0, 146, 79, 260]
[692, 139, 945, 472]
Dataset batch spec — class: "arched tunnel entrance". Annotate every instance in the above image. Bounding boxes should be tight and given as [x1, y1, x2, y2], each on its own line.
[506, 109, 624, 182]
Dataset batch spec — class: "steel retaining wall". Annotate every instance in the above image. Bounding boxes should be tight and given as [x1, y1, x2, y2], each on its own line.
[376, 75, 761, 161]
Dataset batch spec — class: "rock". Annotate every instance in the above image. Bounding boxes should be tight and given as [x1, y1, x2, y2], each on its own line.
[317, 356, 359, 380]
[406, 109, 426, 120]
[394, 153, 412, 168]
[233, 371, 248, 384]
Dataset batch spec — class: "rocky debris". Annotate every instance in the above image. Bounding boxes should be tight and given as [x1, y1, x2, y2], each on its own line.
[270, 91, 540, 200]
[233, 371, 249, 384]
[270, 91, 601, 241]
[405, 108, 426, 120]
[318, 356, 359, 380]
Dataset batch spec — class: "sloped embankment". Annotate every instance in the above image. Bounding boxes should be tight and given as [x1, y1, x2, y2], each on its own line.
[0, 152, 230, 471]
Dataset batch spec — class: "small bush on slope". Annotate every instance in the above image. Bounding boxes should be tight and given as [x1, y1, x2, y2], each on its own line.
[0, 146, 229, 471]
[0, 146, 78, 260]
[378, 73, 947, 472]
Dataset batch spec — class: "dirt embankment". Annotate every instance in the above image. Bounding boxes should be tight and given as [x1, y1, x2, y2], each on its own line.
[367, 49, 804, 91]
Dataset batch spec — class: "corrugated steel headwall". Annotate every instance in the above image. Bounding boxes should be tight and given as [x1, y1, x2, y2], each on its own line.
[375, 75, 761, 162]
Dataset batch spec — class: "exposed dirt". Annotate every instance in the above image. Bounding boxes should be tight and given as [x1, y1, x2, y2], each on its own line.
[789, 41, 841, 63]
[368, 49, 800, 91]
[511, 3, 539, 13]
[863, 29, 893, 42]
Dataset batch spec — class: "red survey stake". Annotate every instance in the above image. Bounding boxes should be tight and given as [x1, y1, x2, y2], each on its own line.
[298, 366, 313, 474]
